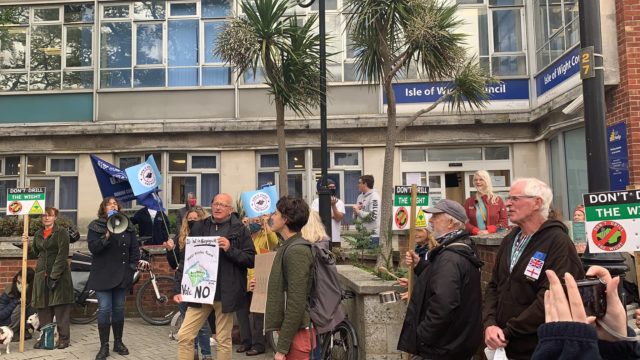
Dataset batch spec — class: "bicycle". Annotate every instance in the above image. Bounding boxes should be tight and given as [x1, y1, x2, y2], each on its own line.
[69, 243, 178, 326]
[267, 290, 359, 360]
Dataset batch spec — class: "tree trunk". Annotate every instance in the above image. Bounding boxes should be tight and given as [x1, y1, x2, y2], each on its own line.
[275, 98, 288, 197]
[377, 80, 398, 268]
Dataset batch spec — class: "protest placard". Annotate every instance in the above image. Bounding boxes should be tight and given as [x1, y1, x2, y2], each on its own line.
[583, 190, 640, 253]
[181, 236, 220, 304]
[250, 252, 277, 314]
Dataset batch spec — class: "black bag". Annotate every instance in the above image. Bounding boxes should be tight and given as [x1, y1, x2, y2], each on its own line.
[68, 227, 81, 243]
[70, 252, 92, 272]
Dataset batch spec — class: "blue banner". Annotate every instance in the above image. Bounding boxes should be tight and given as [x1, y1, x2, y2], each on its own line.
[241, 185, 279, 218]
[535, 47, 580, 97]
[389, 79, 529, 104]
[125, 155, 162, 196]
[89, 154, 135, 202]
[607, 122, 629, 191]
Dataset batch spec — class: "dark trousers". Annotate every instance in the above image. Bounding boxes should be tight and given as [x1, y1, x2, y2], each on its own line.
[250, 313, 266, 352]
[95, 287, 127, 325]
[37, 304, 71, 341]
[237, 292, 252, 347]
[37, 288, 71, 341]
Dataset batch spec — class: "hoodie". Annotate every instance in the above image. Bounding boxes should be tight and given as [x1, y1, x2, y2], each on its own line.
[483, 220, 586, 360]
[398, 229, 484, 360]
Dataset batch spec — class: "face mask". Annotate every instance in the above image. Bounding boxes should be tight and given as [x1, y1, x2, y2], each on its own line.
[107, 209, 118, 218]
[188, 199, 197, 207]
[16, 283, 22, 293]
[188, 220, 196, 230]
[249, 223, 262, 234]
[330, 188, 337, 196]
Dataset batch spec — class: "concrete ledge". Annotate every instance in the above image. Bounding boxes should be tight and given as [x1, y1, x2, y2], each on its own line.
[337, 264, 403, 295]
[471, 232, 506, 246]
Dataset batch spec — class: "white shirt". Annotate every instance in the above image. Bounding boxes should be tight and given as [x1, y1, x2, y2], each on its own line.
[311, 198, 345, 243]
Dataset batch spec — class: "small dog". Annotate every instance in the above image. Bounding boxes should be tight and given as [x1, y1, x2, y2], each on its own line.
[27, 314, 58, 347]
[0, 326, 14, 354]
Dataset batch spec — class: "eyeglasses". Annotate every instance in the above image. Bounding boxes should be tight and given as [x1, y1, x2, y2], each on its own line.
[212, 202, 231, 208]
[506, 195, 537, 202]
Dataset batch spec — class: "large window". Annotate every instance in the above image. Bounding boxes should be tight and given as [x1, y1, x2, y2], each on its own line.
[257, 149, 362, 225]
[25, 155, 79, 222]
[549, 127, 587, 219]
[534, 0, 579, 70]
[0, 156, 20, 216]
[99, 0, 232, 89]
[117, 151, 220, 209]
[457, 0, 526, 76]
[0, 4, 94, 92]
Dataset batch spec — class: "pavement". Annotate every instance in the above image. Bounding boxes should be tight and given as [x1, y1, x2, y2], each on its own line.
[2, 318, 275, 360]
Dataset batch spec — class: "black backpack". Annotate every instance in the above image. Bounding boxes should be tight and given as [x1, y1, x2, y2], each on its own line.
[283, 238, 345, 334]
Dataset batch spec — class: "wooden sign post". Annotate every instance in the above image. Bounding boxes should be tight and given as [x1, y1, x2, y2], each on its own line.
[6, 187, 46, 352]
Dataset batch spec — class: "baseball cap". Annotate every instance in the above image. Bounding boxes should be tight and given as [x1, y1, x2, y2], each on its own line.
[424, 199, 468, 224]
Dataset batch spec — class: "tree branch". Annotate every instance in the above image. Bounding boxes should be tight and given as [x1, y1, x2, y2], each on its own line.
[395, 92, 449, 134]
[386, 48, 411, 85]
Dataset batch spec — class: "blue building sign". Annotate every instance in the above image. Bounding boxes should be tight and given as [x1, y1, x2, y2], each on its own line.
[389, 79, 529, 104]
[535, 47, 580, 96]
[607, 122, 630, 191]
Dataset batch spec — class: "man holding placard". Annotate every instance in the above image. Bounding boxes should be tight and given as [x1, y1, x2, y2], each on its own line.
[174, 193, 255, 360]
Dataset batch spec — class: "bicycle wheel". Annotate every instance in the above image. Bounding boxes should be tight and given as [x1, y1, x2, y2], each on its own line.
[70, 290, 99, 324]
[136, 275, 178, 326]
[321, 319, 359, 360]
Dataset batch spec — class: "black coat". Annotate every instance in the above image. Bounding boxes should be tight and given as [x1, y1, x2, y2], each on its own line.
[131, 208, 169, 246]
[398, 230, 484, 360]
[173, 214, 255, 313]
[87, 218, 140, 291]
[533, 322, 640, 360]
[0, 292, 19, 326]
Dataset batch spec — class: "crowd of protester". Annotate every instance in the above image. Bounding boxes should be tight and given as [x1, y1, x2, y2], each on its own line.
[3, 173, 640, 360]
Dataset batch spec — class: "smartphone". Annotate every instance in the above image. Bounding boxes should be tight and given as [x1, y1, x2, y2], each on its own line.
[575, 277, 607, 318]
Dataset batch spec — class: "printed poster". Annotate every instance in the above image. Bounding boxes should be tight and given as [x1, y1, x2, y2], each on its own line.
[181, 236, 220, 304]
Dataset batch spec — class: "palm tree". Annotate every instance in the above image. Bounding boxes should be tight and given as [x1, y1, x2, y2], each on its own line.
[216, 0, 322, 196]
[344, 0, 495, 267]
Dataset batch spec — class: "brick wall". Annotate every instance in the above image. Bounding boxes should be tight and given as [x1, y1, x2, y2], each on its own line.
[0, 254, 176, 317]
[607, 0, 640, 184]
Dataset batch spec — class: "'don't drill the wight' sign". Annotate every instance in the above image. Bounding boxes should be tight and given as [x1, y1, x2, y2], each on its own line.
[583, 190, 640, 253]
[6, 188, 46, 216]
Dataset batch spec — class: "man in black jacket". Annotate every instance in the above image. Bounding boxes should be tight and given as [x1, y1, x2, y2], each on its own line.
[174, 193, 256, 360]
[483, 178, 585, 360]
[398, 199, 483, 360]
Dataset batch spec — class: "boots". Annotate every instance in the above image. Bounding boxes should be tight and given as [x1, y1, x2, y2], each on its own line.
[95, 324, 110, 360]
[112, 321, 129, 355]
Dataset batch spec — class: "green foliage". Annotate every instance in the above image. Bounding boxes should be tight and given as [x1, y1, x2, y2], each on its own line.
[0, 215, 75, 236]
[214, 0, 323, 116]
[343, 214, 379, 264]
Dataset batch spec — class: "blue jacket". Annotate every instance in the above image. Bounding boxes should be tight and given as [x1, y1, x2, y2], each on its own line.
[0, 291, 19, 326]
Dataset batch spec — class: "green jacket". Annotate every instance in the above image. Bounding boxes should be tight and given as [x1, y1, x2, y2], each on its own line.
[28, 225, 74, 308]
[264, 233, 313, 355]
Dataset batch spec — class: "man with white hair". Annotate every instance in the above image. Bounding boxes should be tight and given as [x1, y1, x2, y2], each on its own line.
[398, 199, 483, 360]
[483, 178, 585, 360]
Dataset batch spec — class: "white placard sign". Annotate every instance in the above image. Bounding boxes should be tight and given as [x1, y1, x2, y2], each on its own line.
[181, 236, 220, 304]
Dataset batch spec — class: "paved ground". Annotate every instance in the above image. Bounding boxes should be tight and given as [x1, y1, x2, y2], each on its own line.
[2, 318, 275, 360]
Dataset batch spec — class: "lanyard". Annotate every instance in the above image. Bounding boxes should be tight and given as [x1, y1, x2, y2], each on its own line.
[510, 231, 532, 272]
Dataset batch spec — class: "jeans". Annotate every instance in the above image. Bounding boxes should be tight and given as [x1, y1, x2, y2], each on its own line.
[179, 302, 212, 355]
[95, 288, 127, 325]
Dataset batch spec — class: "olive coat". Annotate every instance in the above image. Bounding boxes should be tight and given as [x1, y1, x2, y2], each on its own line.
[27, 225, 74, 309]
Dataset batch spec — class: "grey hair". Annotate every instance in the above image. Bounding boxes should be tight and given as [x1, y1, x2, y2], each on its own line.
[442, 213, 466, 230]
[512, 178, 553, 218]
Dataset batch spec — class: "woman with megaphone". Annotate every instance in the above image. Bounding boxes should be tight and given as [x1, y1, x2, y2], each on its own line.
[87, 197, 139, 360]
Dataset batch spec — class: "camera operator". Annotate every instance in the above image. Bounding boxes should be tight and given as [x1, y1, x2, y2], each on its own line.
[533, 266, 640, 360]
[87, 196, 140, 360]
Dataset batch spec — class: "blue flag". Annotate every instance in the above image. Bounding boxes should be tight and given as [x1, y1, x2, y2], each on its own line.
[89, 155, 135, 202]
[137, 190, 165, 212]
[241, 185, 278, 218]
[125, 155, 162, 196]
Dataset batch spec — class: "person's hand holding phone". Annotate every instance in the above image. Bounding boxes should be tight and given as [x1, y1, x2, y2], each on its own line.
[585, 265, 627, 342]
